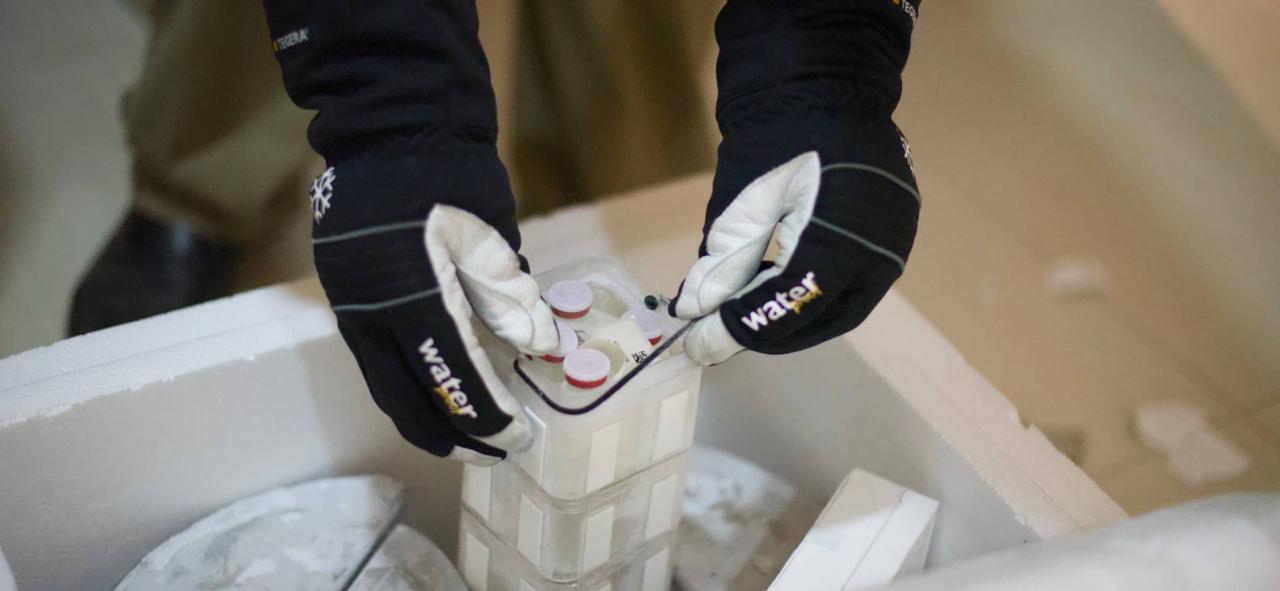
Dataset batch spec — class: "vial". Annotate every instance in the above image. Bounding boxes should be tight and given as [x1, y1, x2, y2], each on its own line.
[546, 280, 593, 319]
[541, 319, 579, 363]
[563, 348, 611, 389]
[626, 307, 664, 345]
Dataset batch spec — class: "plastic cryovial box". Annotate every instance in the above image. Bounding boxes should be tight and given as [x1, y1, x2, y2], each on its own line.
[494, 257, 703, 500]
[462, 452, 689, 581]
[459, 507, 676, 591]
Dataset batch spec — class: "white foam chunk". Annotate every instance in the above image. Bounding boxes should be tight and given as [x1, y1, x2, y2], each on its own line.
[116, 475, 404, 591]
[1134, 400, 1208, 453]
[675, 446, 799, 591]
[348, 525, 467, 591]
[845, 491, 937, 588]
[770, 469, 938, 591]
[885, 493, 1280, 591]
[1134, 400, 1251, 487]
[0, 542, 16, 591]
[1043, 257, 1109, 300]
[1166, 429, 1251, 487]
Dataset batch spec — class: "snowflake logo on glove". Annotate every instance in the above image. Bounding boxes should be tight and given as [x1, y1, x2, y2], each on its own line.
[309, 167, 336, 222]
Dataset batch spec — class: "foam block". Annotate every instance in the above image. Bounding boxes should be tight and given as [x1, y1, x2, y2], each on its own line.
[885, 493, 1280, 591]
[675, 446, 799, 590]
[1134, 400, 1251, 486]
[115, 475, 403, 590]
[348, 524, 467, 591]
[0, 543, 15, 591]
[770, 469, 938, 591]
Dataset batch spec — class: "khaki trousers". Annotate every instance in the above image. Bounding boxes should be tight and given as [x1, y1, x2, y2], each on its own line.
[124, 0, 719, 247]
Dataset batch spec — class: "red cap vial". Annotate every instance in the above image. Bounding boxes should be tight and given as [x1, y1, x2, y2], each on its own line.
[563, 348, 611, 389]
[546, 280, 593, 319]
[541, 319, 579, 363]
[627, 307, 664, 345]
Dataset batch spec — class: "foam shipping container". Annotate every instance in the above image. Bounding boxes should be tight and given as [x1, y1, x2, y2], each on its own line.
[0, 189, 1125, 590]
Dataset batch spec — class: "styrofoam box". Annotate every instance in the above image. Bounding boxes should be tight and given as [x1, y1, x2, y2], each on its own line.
[502, 257, 702, 499]
[459, 507, 675, 591]
[463, 450, 688, 581]
[0, 258, 1126, 590]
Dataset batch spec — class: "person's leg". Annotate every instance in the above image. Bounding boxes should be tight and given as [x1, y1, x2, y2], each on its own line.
[124, 0, 314, 244]
[69, 0, 313, 335]
[511, 0, 721, 214]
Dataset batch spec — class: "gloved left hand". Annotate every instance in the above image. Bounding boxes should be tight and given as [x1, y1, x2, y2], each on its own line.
[309, 153, 560, 465]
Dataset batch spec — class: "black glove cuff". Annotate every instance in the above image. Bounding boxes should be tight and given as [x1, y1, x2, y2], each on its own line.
[717, 78, 898, 137]
[309, 146, 517, 234]
[714, 0, 919, 135]
[263, 0, 499, 164]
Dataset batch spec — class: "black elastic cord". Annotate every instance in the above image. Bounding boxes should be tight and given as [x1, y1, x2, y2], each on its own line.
[513, 319, 701, 415]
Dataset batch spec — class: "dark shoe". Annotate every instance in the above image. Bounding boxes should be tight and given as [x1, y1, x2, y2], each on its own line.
[67, 210, 242, 336]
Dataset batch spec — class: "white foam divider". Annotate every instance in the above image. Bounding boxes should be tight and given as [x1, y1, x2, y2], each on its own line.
[771, 469, 938, 591]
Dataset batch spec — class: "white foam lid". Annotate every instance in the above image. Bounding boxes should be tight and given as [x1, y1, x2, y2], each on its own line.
[546, 280, 593, 314]
[563, 349, 611, 384]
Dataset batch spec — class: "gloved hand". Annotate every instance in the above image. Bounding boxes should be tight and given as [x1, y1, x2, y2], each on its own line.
[310, 155, 559, 465]
[263, 0, 558, 464]
[671, 0, 922, 365]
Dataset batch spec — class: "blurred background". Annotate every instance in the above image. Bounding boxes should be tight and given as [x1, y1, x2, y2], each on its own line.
[0, 0, 1276, 515]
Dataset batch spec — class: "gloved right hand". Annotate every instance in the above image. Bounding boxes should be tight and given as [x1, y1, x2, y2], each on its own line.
[310, 153, 560, 466]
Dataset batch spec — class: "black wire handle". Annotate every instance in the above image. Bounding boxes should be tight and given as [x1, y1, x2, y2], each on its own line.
[513, 318, 700, 415]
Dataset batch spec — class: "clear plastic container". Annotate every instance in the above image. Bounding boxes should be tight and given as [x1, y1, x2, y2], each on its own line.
[462, 451, 689, 581]
[489, 257, 703, 500]
[459, 506, 675, 591]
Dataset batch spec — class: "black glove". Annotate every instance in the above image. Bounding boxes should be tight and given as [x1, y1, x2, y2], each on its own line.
[671, 0, 922, 365]
[263, 0, 558, 464]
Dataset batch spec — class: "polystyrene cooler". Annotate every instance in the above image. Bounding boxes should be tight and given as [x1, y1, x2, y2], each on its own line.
[0, 189, 1129, 591]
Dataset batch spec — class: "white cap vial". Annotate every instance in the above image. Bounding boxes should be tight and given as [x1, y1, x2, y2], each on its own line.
[627, 307, 664, 345]
[541, 318, 579, 363]
[563, 348, 611, 389]
[546, 280, 593, 319]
